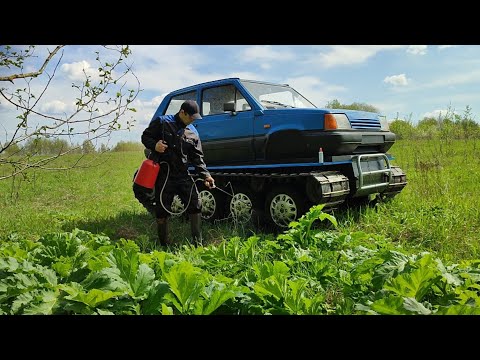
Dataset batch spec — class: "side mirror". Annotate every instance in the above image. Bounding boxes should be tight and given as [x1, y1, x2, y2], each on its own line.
[223, 102, 237, 115]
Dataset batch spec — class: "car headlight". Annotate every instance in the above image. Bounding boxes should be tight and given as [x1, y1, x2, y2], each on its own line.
[324, 114, 351, 130]
[379, 115, 390, 131]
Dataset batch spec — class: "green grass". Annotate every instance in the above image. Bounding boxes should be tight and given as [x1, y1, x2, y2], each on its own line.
[0, 151, 257, 253]
[333, 139, 480, 261]
[1, 139, 479, 262]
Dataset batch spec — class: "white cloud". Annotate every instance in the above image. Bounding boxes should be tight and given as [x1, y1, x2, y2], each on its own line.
[284, 76, 347, 107]
[39, 100, 71, 114]
[241, 45, 296, 63]
[226, 71, 259, 80]
[307, 45, 405, 67]
[384, 74, 409, 87]
[423, 109, 457, 119]
[407, 45, 427, 55]
[128, 45, 218, 94]
[423, 69, 480, 88]
[423, 93, 480, 110]
[134, 95, 166, 109]
[60, 60, 97, 81]
[3, 44, 479, 147]
[370, 100, 410, 119]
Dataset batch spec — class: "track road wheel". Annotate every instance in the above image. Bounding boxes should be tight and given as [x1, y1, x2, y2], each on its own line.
[198, 183, 227, 221]
[228, 185, 257, 224]
[265, 185, 308, 229]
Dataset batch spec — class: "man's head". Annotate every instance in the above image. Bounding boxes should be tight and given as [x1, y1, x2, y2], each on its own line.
[179, 100, 202, 125]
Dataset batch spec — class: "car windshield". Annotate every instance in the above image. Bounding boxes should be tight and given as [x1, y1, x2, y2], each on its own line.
[240, 80, 317, 109]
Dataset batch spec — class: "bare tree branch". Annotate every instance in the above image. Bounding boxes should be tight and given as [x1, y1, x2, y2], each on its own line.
[0, 45, 64, 82]
[0, 45, 141, 182]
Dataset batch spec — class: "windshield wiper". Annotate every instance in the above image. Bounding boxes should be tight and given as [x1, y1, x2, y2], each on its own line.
[260, 100, 294, 108]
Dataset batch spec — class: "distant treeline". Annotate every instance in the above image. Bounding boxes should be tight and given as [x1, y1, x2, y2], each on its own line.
[1, 139, 145, 157]
[2, 105, 479, 157]
[326, 100, 480, 141]
[390, 112, 480, 141]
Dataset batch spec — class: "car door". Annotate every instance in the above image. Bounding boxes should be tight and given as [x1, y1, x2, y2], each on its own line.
[194, 84, 255, 166]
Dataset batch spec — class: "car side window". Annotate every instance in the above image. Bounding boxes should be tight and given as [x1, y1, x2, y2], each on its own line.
[202, 85, 251, 116]
[165, 91, 196, 115]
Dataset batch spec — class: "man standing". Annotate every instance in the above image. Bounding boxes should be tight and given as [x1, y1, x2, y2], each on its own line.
[141, 100, 215, 246]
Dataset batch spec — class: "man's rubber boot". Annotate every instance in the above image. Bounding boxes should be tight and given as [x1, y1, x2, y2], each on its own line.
[156, 218, 170, 246]
[189, 213, 203, 246]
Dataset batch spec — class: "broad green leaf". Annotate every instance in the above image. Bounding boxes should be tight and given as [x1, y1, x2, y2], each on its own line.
[253, 261, 289, 281]
[339, 269, 353, 286]
[457, 289, 480, 306]
[319, 212, 338, 228]
[192, 298, 205, 314]
[385, 265, 438, 301]
[11, 291, 34, 314]
[161, 303, 174, 315]
[151, 250, 169, 275]
[303, 294, 326, 315]
[272, 261, 289, 275]
[436, 305, 480, 315]
[202, 281, 237, 315]
[254, 274, 287, 301]
[370, 296, 412, 315]
[87, 256, 111, 272]
[372, 250, 410, 288]
[132, 263, 155, 298]
[52, 261, 72, 278]
[97, 309, 115, 315]
[81, 271, 113, 291]
[459, 269, 480, 283]
[14, 273, 38, 289]
[109, 248, 139, 285]
[0, 283, 8, 293]
[243, 235, 260, 264]
[403, 297, 432, 315]
[293, 247, 313, 262]
[23, 290, 59, 315]
[142, 281, 171, 315]
[435, 259, 462, 286]
[37, 267, 58, 286]
[59, 282, 82, 298]
[99, 267, 131, 293]
[283, 279, 307, 314]
[0, 257, 19, 272]
[66, 288, 123, 308]
[164, 262, 204, 313]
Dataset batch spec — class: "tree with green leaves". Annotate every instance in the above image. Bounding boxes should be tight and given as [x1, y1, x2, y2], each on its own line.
[325, 99, 380, 113]
[82, 139, 96, 154]
[0, 45, 140, 180]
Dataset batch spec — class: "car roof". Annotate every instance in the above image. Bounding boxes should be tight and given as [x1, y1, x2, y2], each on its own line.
[168, 78, 290, 95]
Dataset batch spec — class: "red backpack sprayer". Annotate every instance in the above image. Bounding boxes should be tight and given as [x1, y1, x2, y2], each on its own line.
[133, 157, 160, 190]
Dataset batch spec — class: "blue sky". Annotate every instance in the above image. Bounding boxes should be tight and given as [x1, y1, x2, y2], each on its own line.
[1, 45, 478, 147]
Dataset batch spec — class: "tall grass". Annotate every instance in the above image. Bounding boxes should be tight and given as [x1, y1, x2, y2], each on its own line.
[334, 138, 480, 261]
[0, 151, 257, 253]
[1, 139, 479, 262]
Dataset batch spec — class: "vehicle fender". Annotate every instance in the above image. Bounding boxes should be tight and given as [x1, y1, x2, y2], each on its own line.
[264, 128, 305, 160]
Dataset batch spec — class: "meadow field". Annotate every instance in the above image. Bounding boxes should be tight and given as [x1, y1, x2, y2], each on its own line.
[1, 139, 479, 262]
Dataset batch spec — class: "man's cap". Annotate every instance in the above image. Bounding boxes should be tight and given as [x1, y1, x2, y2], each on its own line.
[181, 100, 202, 120]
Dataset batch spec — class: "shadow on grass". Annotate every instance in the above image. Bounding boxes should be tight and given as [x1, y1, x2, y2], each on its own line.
[62, 211, 190, 251]
[60, 200, 371, 253]
[60, 209, 275, 253]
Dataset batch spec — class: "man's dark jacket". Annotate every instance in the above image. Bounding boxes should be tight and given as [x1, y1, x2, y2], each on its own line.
[141, 114, 211, 179]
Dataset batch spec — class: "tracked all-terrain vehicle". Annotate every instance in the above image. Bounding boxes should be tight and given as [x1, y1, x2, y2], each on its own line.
[134, 78, 407, 228]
